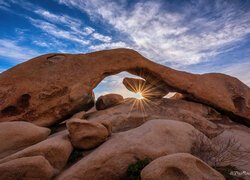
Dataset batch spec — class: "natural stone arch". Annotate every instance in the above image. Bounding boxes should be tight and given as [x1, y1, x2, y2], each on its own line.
[0, 48, 249, 127]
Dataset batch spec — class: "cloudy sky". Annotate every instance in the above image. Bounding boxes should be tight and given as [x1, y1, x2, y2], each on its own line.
[0, 0, 249, 98]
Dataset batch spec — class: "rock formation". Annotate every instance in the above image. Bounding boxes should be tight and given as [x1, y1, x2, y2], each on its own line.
[141, 153, 225, 180]
[66, 118, 111, 149]
[0, 132, 73, 175]
[83, 98, 224, 138]
[0, 156, 54, 180]
[96, 93, 123, 110]
[0, 48, 249, 180]
[57, 120, 202, 180]
[0, 121, 50, 158]
[0, 48, 249, 126]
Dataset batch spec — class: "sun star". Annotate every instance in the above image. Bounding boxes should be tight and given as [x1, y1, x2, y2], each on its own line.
[134, 92, 144, 100]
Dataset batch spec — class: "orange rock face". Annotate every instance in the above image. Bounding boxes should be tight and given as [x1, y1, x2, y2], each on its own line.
[0, 48, 249, 126]
[66, 118, 111, 149]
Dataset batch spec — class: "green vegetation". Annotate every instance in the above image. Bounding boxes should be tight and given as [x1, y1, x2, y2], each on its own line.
[126, 158, 151, 180]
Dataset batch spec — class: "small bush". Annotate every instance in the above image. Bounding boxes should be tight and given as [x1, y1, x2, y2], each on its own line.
[191, 131, 249, 167]
[127, 158, 151, 180]
[191, 131, 250, 179]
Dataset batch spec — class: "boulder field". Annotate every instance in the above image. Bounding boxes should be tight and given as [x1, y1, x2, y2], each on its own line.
[0, 48, 250, 179]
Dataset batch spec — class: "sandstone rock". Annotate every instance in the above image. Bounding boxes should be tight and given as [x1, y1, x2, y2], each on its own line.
[0, 121, 50, 158]
[72, 110, 86, 119]
[123, 77, 167, 99]
[84, 98, 224, 137]
[66, 118, 111, 149]
[0, 155, 54, 180]
[0, 131, 73, 175]
[57, 120, 202, 180]
[96, 93, 123, 110]
[0, 49, 249, 126]
[141, 153, 225, 180]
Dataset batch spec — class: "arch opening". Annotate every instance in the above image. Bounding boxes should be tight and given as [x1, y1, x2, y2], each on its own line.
[93, 72, 145, 100]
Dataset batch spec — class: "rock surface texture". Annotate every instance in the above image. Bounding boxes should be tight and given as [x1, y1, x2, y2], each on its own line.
[141, 153, 225, 180]
[0, 132, 73, 175]
[96, 93, 124, 110]
[0, 121, 50, 158]
[0, 156, 54, 180]
[66, 118, 111, 149]
[83, 98, 224, 137]
[0, 48, 249, 126]
[57, 120, 202, 180]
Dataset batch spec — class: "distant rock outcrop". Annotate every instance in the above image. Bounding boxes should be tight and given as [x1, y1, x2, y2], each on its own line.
[0, 48, 249, 126]
[96, 93, 123, 110]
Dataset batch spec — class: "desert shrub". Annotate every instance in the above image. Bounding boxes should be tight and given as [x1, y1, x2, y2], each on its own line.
[127, 158, 151, 180]
[191, 131, 250, 179]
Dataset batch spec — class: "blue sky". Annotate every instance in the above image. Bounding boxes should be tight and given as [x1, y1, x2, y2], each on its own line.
[0, 0, 250, 97]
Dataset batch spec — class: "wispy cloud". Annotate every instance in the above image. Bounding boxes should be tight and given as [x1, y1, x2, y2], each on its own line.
[89, 41, 128, 51]
[0, 0, 10, 10]
[92, 32, 112, 43]
[58, 0, 250, 66]
[0, 39, 40, 62]
[29, 18, 90, 45]
[6, 0, 115, 45]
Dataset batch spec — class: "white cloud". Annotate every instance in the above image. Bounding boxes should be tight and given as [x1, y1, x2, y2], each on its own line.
[0, 39, 40, 62]
[89, 41, 128, 51]
[26, 6, 116, 47]
[0, 0, 10, 7]
[92, 32, 112, 42]
[29, 18, 90, 45]
[34, 9, 81, 26]
[58, 0, 250, 66]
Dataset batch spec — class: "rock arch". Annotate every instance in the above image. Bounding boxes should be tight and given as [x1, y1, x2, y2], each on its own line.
[0, 48, 249, 126]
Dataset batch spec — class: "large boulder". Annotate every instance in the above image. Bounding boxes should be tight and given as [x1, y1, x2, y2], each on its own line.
[141, 153, 224, 180]
[0, 156, 54, 180]
[83, 98, 224, 137]
[96, 93, 123, 110]
[66, 118, 111, 149]
[0, 131, 73, 175]
[0, 121, 50, 158]
[0, 49, 249, 126]
[123, 77, 167, 99]
[57, 120, 203, 180]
